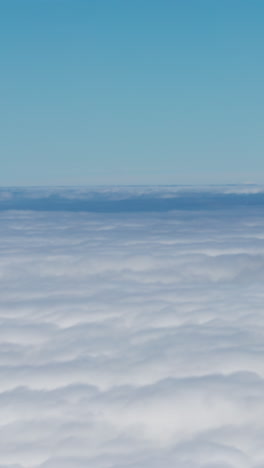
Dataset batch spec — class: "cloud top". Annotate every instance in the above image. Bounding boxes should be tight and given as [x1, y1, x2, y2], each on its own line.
[0, 187, 264, 467]
[1, 185, 264, 212]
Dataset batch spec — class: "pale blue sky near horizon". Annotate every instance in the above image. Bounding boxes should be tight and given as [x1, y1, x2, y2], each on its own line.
[1, 0, 264, 186]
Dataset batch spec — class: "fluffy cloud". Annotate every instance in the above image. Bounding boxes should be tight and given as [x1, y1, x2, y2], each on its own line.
[0, 188, 264, 467]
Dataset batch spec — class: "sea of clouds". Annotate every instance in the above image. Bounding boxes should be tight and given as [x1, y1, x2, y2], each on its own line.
[1, 186, 264, 468]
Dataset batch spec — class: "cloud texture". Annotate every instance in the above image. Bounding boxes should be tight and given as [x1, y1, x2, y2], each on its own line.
[1, 187, 264, 467]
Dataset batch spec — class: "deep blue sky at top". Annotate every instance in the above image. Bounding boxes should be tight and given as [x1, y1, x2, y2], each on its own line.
[1, 0, 264, 186]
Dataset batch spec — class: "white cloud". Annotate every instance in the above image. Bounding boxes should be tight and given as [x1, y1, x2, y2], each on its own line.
[0, 188, 264, 467]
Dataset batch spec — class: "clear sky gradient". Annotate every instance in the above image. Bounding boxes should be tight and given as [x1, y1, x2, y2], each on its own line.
[1, 0, 264, 185]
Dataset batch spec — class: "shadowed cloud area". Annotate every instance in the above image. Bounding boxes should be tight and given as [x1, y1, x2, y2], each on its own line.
[1, 186, 264, 467]
[1, 186, 264, 212]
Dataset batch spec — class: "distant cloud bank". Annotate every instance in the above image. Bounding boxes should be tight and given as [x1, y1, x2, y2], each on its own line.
[1, 185, 264, 212]
[0, 187, 264, 467]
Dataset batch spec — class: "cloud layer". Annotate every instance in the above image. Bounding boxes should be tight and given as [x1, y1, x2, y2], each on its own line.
[2, 185, 264, 212]
[1, 188, 264, 467]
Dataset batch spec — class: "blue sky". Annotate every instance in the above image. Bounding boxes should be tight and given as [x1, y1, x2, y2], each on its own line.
[1, 0, 264, 185]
